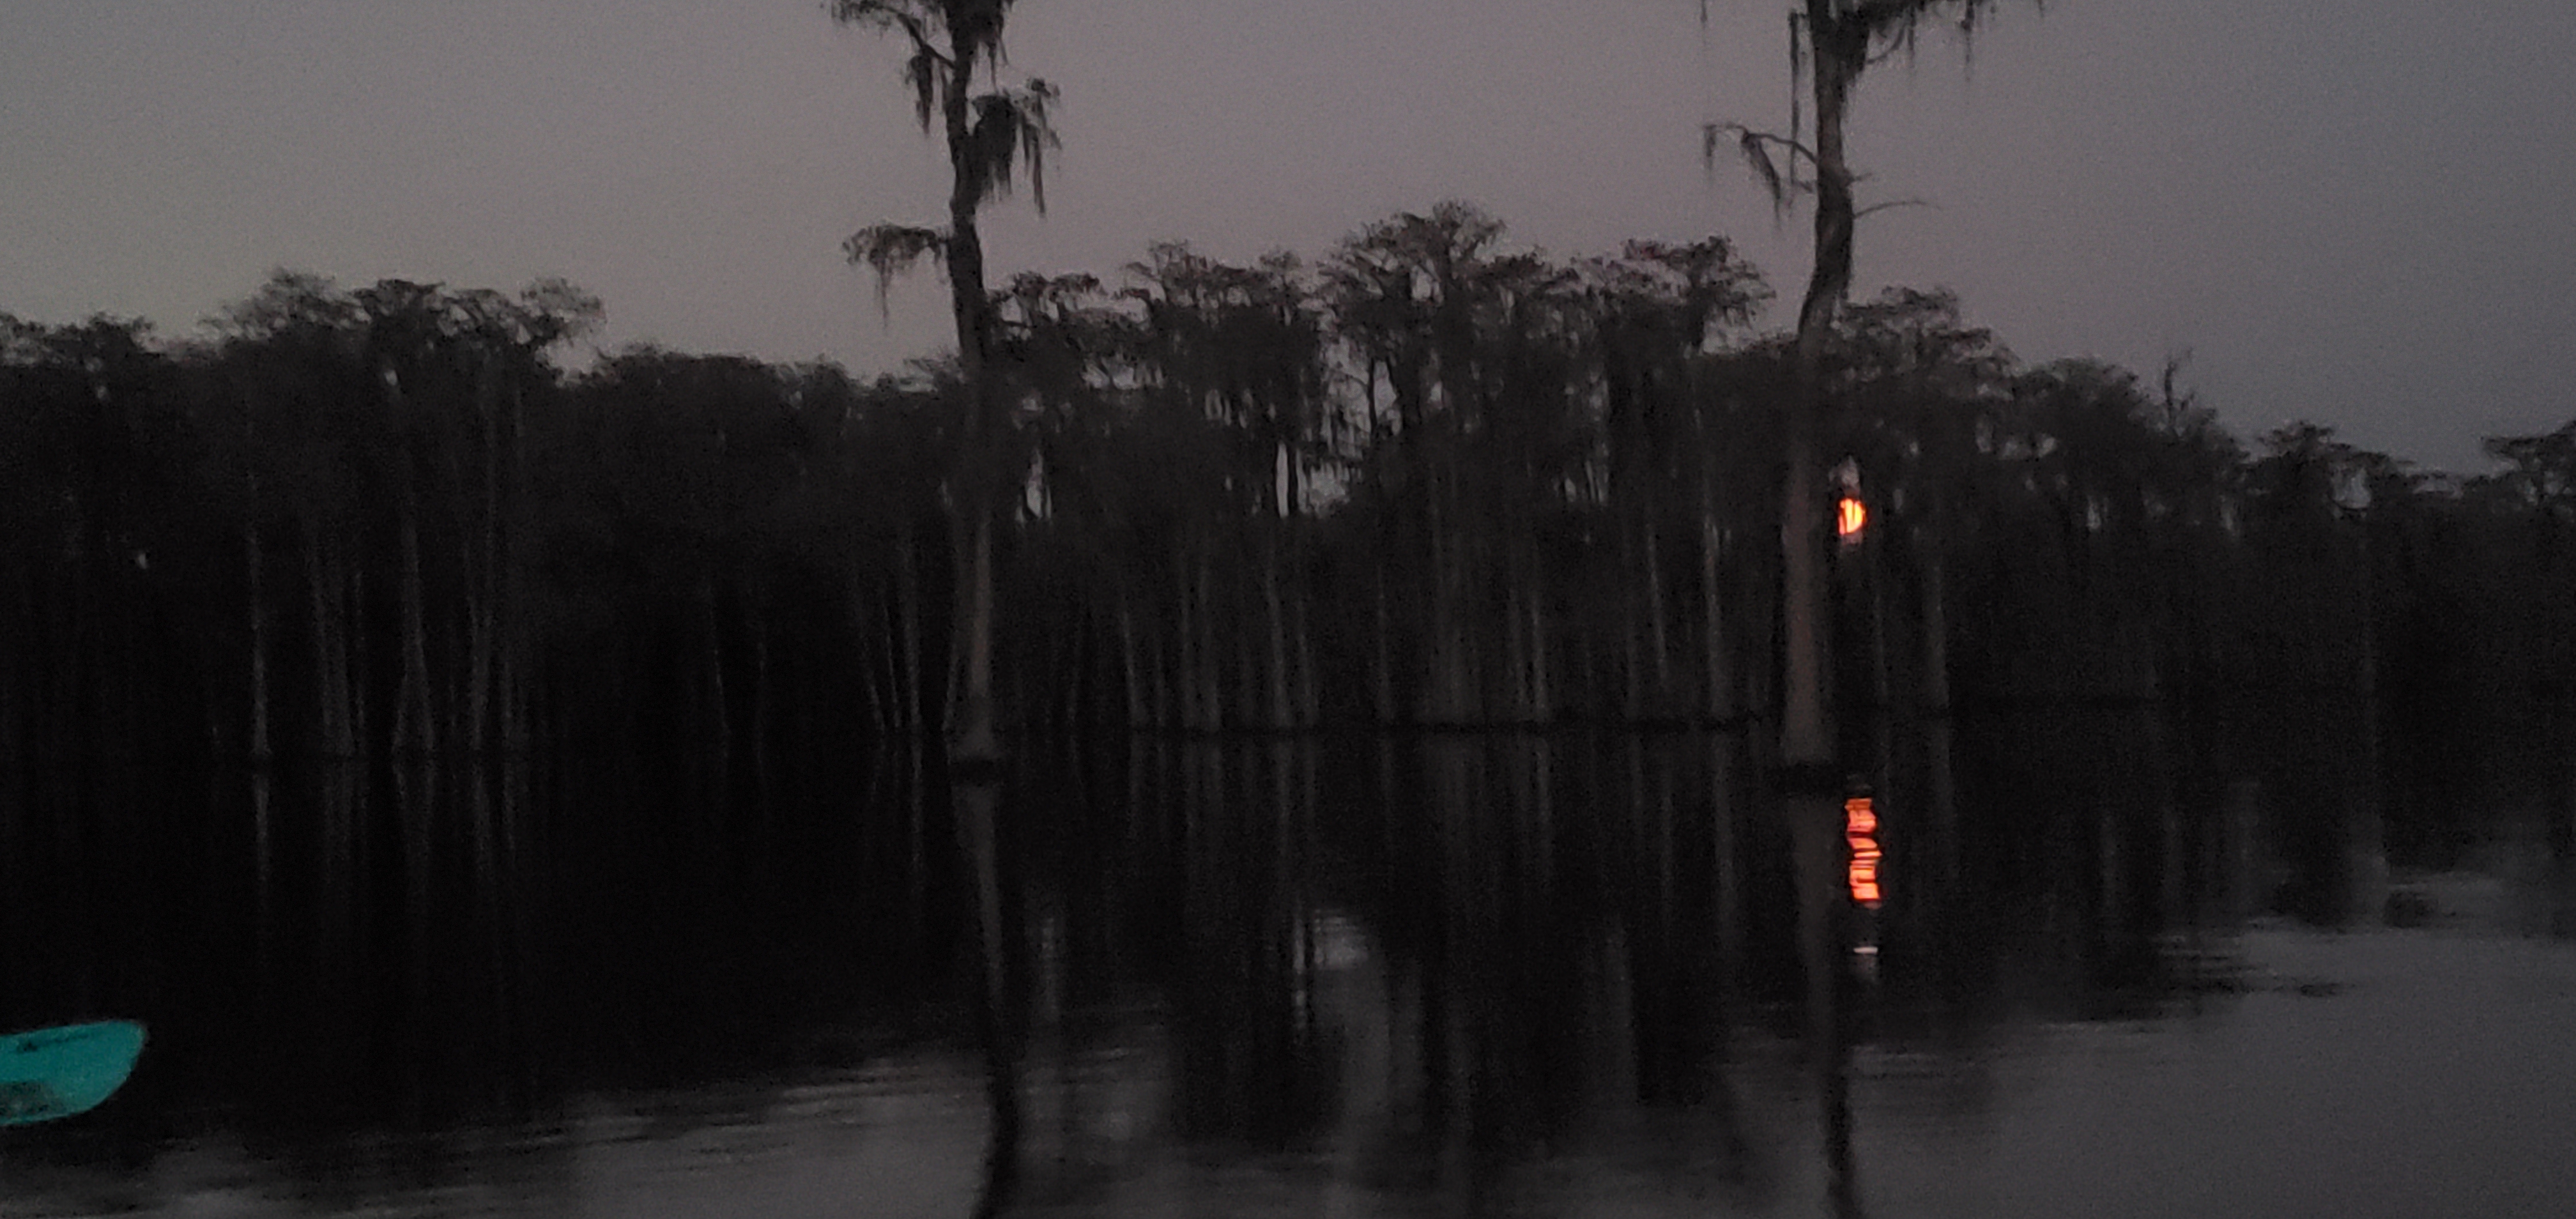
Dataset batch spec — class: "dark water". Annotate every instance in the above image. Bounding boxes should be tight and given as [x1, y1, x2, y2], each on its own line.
[5, 706, 2576, 1217]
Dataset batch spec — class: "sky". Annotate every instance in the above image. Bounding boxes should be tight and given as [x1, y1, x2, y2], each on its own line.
[3, 0, 2569, 475]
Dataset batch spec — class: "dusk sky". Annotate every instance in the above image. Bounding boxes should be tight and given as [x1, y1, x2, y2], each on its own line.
[4, 0, 2568, 474]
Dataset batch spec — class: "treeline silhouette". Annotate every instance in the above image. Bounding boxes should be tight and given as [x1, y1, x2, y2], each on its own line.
[6, 204, 2574, 786]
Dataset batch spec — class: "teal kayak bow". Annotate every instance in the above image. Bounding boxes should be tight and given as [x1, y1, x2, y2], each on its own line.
[0, 1021, 145, 1126]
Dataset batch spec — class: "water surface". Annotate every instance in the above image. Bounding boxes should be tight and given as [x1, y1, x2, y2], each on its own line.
[4, 709, 2573, 1217]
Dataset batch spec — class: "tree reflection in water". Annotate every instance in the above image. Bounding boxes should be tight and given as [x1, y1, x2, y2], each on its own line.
[10, 707, 2572, 1216]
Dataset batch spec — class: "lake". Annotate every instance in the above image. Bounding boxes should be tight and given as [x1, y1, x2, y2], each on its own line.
[3, 705, 2573, 1217]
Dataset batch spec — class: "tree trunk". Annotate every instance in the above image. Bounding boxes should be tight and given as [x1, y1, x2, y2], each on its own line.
[468, 359, 500, 758]
[1294, 583, 1320, 728]
[305, 518, 353, 758]
[939, 23, 1003, 766]
[1701, 504, 1733, 724]
[1117, 599, 1145, 729]
[1198, 554, 1223, 732]
[502, 379, 532, 758]
[1423, 523, 1452, 725]
[1527, 564, 1552, 725]
[244, 515, 273, 915]
[895, 525, 924, 735]
[395, 492, 434, 758]
[245, 518, 270, 764]
[956, 771, 1022, 1211]
[1865, 533, 1892, 714]
[955, 509, 999, 757]
[703, 578, 731, 803]
[751, 626, 773, 810]
[1622, 540, 1646, 723]
[1372, 569, 1397, 725]
[1781, 1, 1863, 786]
[1917, 528, 1951, 714]
[1644, 516, 1672, 714]
[860, 591, 891, 736]
[348, 563, 370, 759]
[1505, 576, 1531, 724]
[1175, 548, 1199, 732]
[1149, 601, 1172, 731]
[1773, 26, 1868, 1124]
[1710, 733, 1742, 964]
[1264, 540, 1292, 731]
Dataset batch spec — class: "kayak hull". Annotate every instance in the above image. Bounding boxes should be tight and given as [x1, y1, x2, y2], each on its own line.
[0, 1020, 146, 1126]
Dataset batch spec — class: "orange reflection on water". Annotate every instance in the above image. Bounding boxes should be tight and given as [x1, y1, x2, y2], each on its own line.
[1844, 795, 1882, 907]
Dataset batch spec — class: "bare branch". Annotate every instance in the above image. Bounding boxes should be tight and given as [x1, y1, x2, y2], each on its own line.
[831, 3, 959, 137]
[1705, 123, 1814, 223]
[829, 2, 954, 68]
[1855, 196, 1935, 221]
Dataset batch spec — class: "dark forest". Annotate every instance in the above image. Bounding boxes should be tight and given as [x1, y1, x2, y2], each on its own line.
[9, 3, 2576, 1213]
[12, 232, 2574, 1160]
[6, 220, 2573, 778]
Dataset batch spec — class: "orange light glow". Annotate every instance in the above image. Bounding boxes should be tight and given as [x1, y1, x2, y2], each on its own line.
[1836, 496, 1867, 540]
[1844, 795, 1883, 907]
